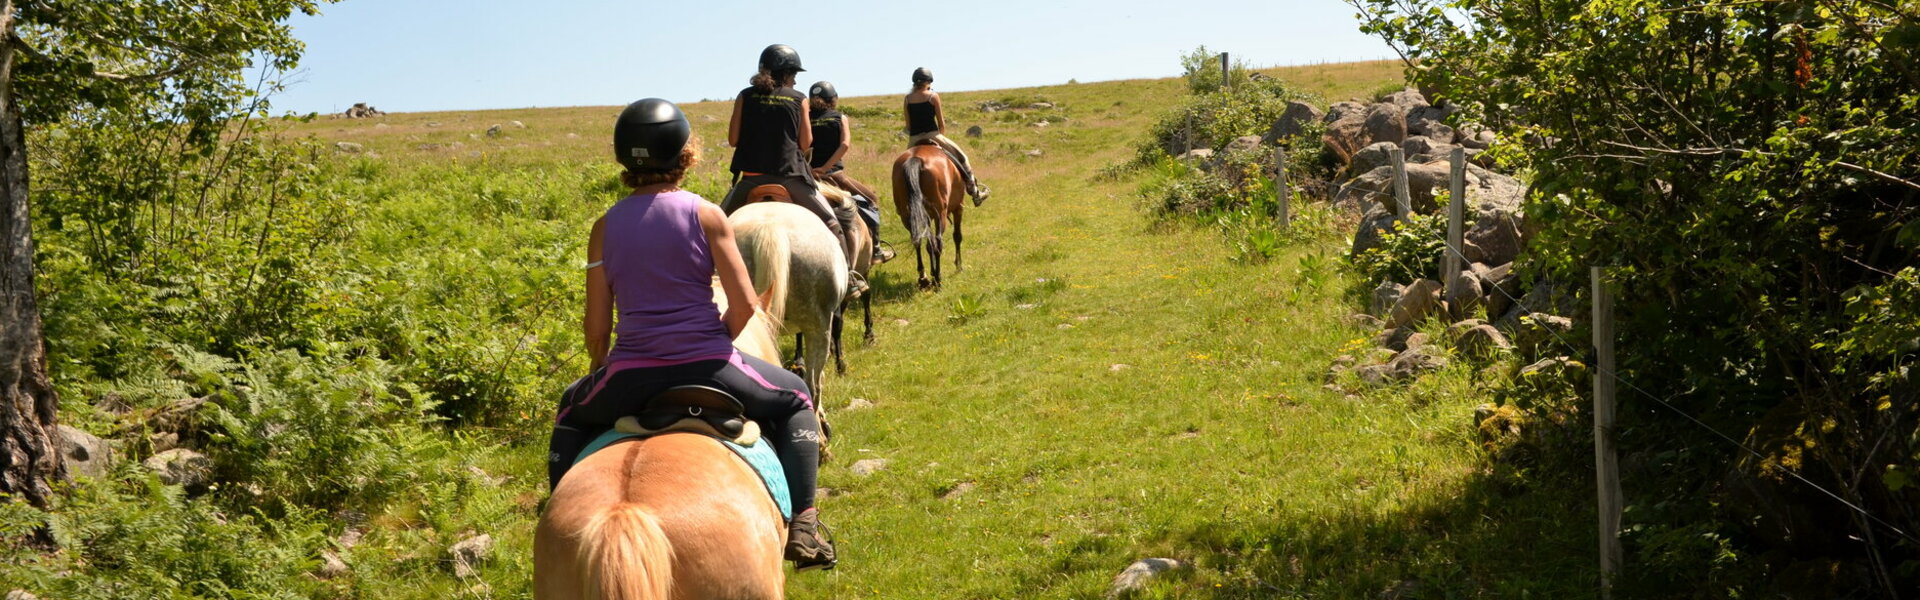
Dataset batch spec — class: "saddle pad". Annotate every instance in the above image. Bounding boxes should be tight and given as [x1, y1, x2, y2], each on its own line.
[574, 429, 792, 520]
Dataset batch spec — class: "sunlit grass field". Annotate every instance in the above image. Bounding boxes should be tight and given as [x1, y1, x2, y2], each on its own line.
[274, 59, 1594, 598]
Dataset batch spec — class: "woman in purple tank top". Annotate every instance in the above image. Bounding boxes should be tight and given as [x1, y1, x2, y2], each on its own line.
[545, 98, 836, 571]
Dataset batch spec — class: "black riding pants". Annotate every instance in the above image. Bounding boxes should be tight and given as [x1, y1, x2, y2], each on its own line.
[547, 352, 821, 514]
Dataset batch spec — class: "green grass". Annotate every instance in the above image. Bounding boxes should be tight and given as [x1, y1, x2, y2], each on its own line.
[30, 60, 1596, 598]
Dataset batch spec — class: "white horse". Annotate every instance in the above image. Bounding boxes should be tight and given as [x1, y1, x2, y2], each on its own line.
[728, 201, 847, 421]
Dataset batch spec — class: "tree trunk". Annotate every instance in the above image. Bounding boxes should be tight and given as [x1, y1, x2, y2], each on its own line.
[0, 3, 65, 509]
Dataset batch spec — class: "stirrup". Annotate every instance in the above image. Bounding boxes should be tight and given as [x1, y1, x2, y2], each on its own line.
[873, 241, 896, 264]
[847, 271, 870, 297]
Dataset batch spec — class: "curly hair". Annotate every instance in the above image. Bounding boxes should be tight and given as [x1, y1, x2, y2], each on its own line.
[621, 136, 701, 188]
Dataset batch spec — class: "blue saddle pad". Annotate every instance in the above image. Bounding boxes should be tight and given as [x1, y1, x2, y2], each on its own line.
[574, 429, 792, 520]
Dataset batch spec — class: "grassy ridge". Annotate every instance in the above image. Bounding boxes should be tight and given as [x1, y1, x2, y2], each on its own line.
[258, 59, 1589, 597]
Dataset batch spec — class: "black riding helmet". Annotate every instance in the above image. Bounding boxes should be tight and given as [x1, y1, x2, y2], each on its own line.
[759, 44, 806, 73]
[808, 81, 838, 102]
[911, 67, 933, 84]
[612, 98, 691, 173]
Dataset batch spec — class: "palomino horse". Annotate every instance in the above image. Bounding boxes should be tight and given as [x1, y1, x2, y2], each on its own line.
[532, 283, 787, 600]
[729, 200, 846, 417]
[891, 143, 968, 289]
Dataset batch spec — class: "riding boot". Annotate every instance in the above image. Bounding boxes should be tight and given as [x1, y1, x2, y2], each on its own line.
[939, 146, 991, 206]
[786, 507, 838, 571]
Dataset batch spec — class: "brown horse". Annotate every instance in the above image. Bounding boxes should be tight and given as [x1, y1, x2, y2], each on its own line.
[891, 144, 968, 290]
[532, 287, 787, 600]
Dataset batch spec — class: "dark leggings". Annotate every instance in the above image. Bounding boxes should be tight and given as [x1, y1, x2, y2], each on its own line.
[719, 173, 859, 263]
[546, 352, 821, 514]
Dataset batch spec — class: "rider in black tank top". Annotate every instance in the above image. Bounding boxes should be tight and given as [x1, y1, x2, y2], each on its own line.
[808, 107, 845, 171]
[730, 86, 809, 177]
[905, 101, 938, 137]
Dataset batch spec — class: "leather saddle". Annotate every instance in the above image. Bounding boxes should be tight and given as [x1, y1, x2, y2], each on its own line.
[613, 384, 760, 446]
[746, 184, 792, 204]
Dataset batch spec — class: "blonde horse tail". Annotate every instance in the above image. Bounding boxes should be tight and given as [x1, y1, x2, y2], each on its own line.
[577, 503, 673, 600]
[903, 155, 932, 245]
[743, 218, 793, 322]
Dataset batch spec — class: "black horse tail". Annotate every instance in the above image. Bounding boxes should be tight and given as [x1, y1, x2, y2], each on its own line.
[903, 155, 932, 246]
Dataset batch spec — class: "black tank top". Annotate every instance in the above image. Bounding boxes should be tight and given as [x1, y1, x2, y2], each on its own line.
[730, 86, 809, 176]
[808, 109, 845, 170]
[906, 100, 938, 136]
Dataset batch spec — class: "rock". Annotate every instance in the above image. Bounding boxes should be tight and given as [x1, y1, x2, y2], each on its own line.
[1463, 209, 1524, 265]
[1384, 279, 1443, 329]
[1384, 346, 1447, 381]
[1225, 135, 1263, 154]
[1109, 363, 1132, 372]
[965, 125, 983, 138]
[1380, 89, 1429, 111]
[1030, 120, 1050, 128]
[509, 120, 526, 129]
[1461, 129, 1496, 150]
[341, 103, 385, 119]
[1519, 356, 1580, 379]
[1324, 101, 1367, 123]
[1405, 332, 1432, 350]
[334, 142, 365, 153]
[449, 534, 494, 579]
[846, 398, 875, 411]
[850, 459, 889, 477]
[425, 121, 442, 128]
[1340, 162, 1456, 215]
[1326, 354, 1358, 382]
[1321, 109, 1370, 165]
[1445, 318, 1490, 342]
[1264, 101, 1325, 143]
[1029, 101, 1054, 109]
[1108, 558, 1185, 598]
[318, 550, 350, 579]
[485, 125, 502, 137]
[1410, 119, 1455, 146]
[1344, 313, 1385, 329]
[1177, 148, 1214, 162]
[1481, 263, 1518, 317]
[1400, 136, 1438, 157]
[57, 424, 113, 478]
[1024, 149, 1044, 158]
[1369, 281, 1407, 317]
[1349, 141, 1401, 176]
[1455, 324, 1513, 357]
[1355, 364, 1392, 386]
[150, 431, 179, 452]
[1363, 103, 1408, 146]
[1373, 327, 1417, 352]
[416, 143, 443, 152]
[1513, 313, 1575, 354]
[8, 591, 40, 600]
[1444, 270, 1484, 320]
[150, 396, 208, 433]
[1351, 204, 1403, 258]
[565, 132, 580, 139]
[941, 482, 977, 500]
[143, 448, 212, 487]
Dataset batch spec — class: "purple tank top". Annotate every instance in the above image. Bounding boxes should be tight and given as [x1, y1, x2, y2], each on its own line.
[602, 190, 736, 366]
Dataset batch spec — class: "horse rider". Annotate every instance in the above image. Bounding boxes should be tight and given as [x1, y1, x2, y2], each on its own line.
[904, 67, 989, 205]
[807, 80, 895, 264]
[546, 98, 837, 571]
[719, 44, 867, 295]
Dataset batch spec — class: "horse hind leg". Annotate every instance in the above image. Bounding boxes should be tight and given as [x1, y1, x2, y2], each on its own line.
[953, 210, 964, 274]
[831, 306, 847, 374]
[914, 241, 930, 289]
[862, 293, 874, 345]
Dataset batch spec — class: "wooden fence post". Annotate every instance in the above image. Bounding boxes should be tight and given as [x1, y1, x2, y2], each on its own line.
[1389, 146, 1411, 218]
[1274, 146, 1290, 230]
[1184, 113, 1194, 153]
[1444, 147, 1466, 287]
[1220, 52, 1230, 89]
[1592, 266, 1623, 598]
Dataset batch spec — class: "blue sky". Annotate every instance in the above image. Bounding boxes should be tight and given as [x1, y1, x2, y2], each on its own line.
[267, 0, 1394, 114]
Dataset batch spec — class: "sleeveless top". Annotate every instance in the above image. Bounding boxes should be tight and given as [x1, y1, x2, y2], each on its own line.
[906, 100, 938, 136]
[601, 190, 736, 366]
[808, 108, 845, 170]
[730, 86, 809, 176]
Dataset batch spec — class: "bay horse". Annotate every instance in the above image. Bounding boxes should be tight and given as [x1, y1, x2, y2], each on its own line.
[533, 282, 787, 600]
[891, 143, 968, 289]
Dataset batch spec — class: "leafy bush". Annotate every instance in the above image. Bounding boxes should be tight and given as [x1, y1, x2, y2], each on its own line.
[1351, 0, 1920, 591]
[1349, 211, 1444, 284]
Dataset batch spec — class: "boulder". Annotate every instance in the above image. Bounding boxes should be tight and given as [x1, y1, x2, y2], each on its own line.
[1446, 319, 1490, 344]
[1384, 279, 1443, 329]
[1177, 148, 1214, 162]
[965, 125, 983, 138]
[1480, 263, 1518, 317]
[143, 448, 212, 487]
[851, 458, 890, 477]
[1263, 101, 1324, 142]
[1369, 281, 1407, 317]
[318, 550, 350, 579]
[1409, 119, 1455, 146]
[1351, 204, 1403, 258]
[1342, 162, 1455, 215]
[57, 424, 113, 479]
[1513, 313, 1575, 355]
[1405, 332, 1432, 350]
[1456, 324, 1513, 357]
[1323, 101, 1366, 124]
[1444, 269, 1484, 320]
[1321, 111, 1369, 165]
[450, 534, 494, 579]
[1373, 327, 1418, 352]
[334, 142, 365, 153]
[845, 398, 875, 411]
[1383, 346, 1447, 382]
[485, 124, 502, 137]
[1462, 129, 1496, 150]
[1109, 558, 1185, 599]
[1349, 141, 1401, 177]
[1363, 103, 1408, 146]
[1344, 313, 1385, 329]
[1400, 136, 1438, 157]
[1029, 101, 1054, 109]
[1225, 135, 1263, 153]
[1024, 149, 1044, 158]
[1380, 89, 1429, 111]
[1463, 209, 1524, 265]
[509, 120, 526, 129]
[341, 103, 385, 119]
[1519, 356, 1580, 379]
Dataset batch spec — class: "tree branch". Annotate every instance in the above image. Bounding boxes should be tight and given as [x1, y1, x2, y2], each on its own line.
[1597, 141, 1920, 193]
[10, 36, 196, 84]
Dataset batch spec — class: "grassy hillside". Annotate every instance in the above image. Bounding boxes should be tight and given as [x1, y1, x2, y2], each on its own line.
[13, 59, 1593, 598]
